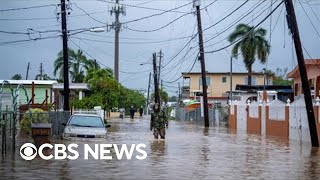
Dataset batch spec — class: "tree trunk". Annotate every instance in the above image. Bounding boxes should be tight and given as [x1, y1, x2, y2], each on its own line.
[248, 65, 252, 86]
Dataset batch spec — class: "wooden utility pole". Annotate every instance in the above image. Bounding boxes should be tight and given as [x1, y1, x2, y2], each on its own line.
[284, 0, 319, 147]
[158, 50, 163, 86]
[39, 63, 43, 80]
[152, 53, 160, 112]
[146, 72, 151, 115]
[229, 57, 233, 101]
[195, 0, 209, 127]
[25, 62, 30, 80]
[61, 0, 70, 111]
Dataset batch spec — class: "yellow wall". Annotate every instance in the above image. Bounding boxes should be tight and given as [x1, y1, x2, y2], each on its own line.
[186, 74, 272, 97]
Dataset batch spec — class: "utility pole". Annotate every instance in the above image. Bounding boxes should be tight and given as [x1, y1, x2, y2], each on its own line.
[284, 0, 319, 147]
[25, 62, 30, 80]
[147, 72, 151, 115]
[195, 0, 209, 127]
[152, 53, 160, 110]
[39, 63, 43, 80]
[60, 0, 70, 111]
[229, 57, 233, 102]
[178, 83, 181, 105]
[158, 50, 163, 86]
[109, 0, 126, 82]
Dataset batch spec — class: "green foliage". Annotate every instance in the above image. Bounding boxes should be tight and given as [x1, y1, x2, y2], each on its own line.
[168, 96, 177, 102]
[151, 88, 169, 103]
[273, 77, 293, 86]
[11, 74, 22, 80]
[20, 108, 49, 134]
[228, 24, 270, 85]
[54, 48, 101, 83]
[71, 68, 119, 110]
[35, 74, 52, 80]
[71, 68, 145, 111]
[119, 86, 146, 112]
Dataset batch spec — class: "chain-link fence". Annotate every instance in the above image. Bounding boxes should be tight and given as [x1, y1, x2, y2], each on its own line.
[175, 107, 228, 126]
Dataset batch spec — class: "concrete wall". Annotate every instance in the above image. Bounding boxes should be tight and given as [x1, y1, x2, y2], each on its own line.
[228, 97, 320, 144]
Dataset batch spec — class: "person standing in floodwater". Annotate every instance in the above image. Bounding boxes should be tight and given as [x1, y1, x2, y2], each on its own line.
[139, 106, 143, 117]
[150, 103, 168, 139]
[130, 106, 135, 119]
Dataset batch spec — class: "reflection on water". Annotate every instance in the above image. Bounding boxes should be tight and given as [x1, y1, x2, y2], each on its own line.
[1, 117, 320, 179]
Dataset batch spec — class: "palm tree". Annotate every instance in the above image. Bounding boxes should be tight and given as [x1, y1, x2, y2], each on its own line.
[53, 48, 97, 83]
[228, 23, 270, 85]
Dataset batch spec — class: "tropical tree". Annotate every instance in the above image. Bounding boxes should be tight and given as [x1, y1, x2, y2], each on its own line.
[35, 74, 52, 80]
[228, 23, 270, 85]
[53, 48, 99, 83]
[151, 88, 169, 104]
[11, 74, 22, 80]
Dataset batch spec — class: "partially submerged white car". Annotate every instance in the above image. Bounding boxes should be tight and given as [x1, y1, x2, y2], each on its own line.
[62, 114, 111, 139]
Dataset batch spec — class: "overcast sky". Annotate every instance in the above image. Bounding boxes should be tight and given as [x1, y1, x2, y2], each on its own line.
[1, 0, 320, 95]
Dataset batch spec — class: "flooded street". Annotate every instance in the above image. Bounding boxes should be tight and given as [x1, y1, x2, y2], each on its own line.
[1, 116, 320, 179]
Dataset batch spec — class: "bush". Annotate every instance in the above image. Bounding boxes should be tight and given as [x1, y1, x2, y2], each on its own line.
[20, 108, 49, 134]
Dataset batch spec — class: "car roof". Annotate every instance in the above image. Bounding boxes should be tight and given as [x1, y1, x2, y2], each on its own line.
[72, 113, 101, 117]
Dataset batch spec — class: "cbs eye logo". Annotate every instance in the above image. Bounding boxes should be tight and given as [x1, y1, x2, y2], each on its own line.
[20, 143, 37, 160]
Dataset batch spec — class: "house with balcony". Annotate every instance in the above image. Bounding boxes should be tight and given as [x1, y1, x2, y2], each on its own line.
[181, 72, 273, 104]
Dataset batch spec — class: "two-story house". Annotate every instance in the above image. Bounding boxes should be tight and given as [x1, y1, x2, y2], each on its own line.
[181, 72, 273, 104]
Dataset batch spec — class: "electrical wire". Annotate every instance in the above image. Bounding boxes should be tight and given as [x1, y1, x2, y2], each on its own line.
[126, 0, 217, 33]
[204, 1, 284, 54]
[0, 4, 57, 12]
[162, 53, 198, 84]
[298, 1, 320, 39]
[123, 1, 193, 24]
[97, 0, 189, 13]
[72, 3, 106, 24]
[0, 34, 61, 46]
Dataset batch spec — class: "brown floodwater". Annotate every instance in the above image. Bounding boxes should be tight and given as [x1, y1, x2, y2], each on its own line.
[1, 116, 320, 180]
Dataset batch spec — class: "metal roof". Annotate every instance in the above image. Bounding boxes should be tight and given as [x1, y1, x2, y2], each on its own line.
[0, 80, 57, 85]
[52, 83, 90, 90]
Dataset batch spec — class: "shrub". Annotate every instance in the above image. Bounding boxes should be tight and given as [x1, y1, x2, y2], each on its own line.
[20, 108, 49, 134]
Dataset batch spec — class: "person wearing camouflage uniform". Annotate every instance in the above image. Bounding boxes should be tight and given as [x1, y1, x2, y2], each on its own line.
[150, 103, 168, 139]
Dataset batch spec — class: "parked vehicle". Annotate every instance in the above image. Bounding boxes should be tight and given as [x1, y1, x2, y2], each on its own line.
[62, 114, 111, 140]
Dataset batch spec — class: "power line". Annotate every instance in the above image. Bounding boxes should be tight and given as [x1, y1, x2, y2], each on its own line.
[202, 0, 249, 32]
[72, 3, 106, 24]
[0, 34, 61, 46]
[205, 1, 284, 54]
[162, 53, 198, 84]
[97, 0, 189, 13]
[70, 35, 193, 45]
[202, 0, 267, 46]
[298, 1, 320, 39]
[126, 0, 217, 33]
[0, 4, 57, 12]
[69, 38, 110, 68]
[123, 1, 193, 24]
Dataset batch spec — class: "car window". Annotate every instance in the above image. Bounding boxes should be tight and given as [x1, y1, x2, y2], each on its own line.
[68, 116, 104, 127]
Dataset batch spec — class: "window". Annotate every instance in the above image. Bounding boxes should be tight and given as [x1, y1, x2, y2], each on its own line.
[267, 78, 271, 85]
[245, 77, 256, 85]
[222, 77, 227, 83]
[199, 77, 211, 87]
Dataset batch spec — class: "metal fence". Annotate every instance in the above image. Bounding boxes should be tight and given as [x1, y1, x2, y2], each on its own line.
[0, 111, 70, 155]
[19, 111, 71, 137]
[175, 107, 228, 126]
